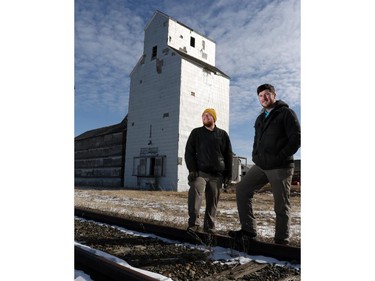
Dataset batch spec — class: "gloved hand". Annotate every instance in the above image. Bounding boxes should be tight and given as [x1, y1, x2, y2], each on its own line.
[188, 171, 199, 182]
[222, 177, 231, 191]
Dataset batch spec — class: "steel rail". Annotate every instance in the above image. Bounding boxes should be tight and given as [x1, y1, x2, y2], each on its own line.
[75, 245, 162, 281]
[75, 207, 300, 263]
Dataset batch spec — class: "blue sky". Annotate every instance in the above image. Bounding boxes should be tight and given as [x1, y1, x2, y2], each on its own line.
[75, 0, 301, 162]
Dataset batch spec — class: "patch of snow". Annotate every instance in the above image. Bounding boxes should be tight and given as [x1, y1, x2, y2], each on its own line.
[74, 270, 93, 281]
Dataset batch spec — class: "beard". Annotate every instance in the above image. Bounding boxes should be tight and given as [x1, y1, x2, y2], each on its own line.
[203, 119, 214, 127]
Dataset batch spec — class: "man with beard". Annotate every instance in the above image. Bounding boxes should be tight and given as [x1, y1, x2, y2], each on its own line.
[185, 108, 233, 234]
[228, 84, 301, 245]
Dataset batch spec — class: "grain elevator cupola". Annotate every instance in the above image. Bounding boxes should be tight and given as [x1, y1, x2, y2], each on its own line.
[124, 10, 230, 191]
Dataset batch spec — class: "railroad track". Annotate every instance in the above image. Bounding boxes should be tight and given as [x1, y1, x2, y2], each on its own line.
[74, 207, 300, 263]
[76, 243, 300, 281]
[75, 245, 164, 281]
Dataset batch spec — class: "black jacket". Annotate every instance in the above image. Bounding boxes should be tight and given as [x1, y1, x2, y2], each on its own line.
[252, 100, 301, 170]
[185, 126, 233, 178]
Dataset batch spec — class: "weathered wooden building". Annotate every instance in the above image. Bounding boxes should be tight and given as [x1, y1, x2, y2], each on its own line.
[124, 11, 230, 191]
[74, 116, 127, 187]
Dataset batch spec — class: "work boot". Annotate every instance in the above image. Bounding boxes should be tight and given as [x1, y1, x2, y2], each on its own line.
[187, 225, 199, 232]
[204, 228, 217, 234]
[228, 229, 257, 240]
[274, 239, 289, 245]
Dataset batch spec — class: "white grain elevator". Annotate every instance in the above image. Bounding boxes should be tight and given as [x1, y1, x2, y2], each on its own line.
[124, 11, 230, 191]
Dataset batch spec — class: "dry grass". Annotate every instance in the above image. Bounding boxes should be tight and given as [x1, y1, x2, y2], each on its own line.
[74, 185, 300, 247]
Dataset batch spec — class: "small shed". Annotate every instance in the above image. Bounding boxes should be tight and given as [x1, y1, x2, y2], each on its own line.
[74, 116, 128, 187]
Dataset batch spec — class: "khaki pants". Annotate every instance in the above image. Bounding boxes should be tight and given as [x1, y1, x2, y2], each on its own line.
[236, 165, 294, 241]
[188, 171, 222, 230]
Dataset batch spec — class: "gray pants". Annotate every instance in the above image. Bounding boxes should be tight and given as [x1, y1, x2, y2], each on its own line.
[188, 172, 222, 230]
[236, 165, 294, 241]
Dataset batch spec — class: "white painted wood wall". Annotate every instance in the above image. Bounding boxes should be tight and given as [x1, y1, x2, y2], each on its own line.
[124, 11, 230, 191]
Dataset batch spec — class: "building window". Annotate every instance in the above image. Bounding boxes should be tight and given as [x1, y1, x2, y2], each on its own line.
[190, 36, 195, 47]
[132, 156, 166, 177]
[152, 46, 157, 60]
[202, 40, 205, 50]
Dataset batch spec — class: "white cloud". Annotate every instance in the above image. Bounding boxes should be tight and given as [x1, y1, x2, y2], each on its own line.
[75, 0, 301, 161]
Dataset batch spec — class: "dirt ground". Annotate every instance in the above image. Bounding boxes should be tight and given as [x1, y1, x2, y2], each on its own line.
[74, 184, 300, 247]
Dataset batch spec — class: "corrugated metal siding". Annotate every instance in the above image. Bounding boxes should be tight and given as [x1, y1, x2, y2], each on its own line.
[168, 19, 216, 66]
[124, 46, 182, 190]
[177, 59, 230, 190]
[124, 11, 230, 191]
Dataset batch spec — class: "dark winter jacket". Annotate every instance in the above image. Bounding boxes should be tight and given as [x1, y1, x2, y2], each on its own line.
[185, 126, 233, 179]
[252, 100, 301, 170]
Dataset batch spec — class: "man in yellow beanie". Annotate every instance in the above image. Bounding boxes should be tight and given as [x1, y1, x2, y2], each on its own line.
[185, 108, 233, 234]
[202, 108, 217, 122]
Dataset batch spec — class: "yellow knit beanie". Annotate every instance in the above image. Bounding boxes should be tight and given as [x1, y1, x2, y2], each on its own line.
[202, 108, 217, 122]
